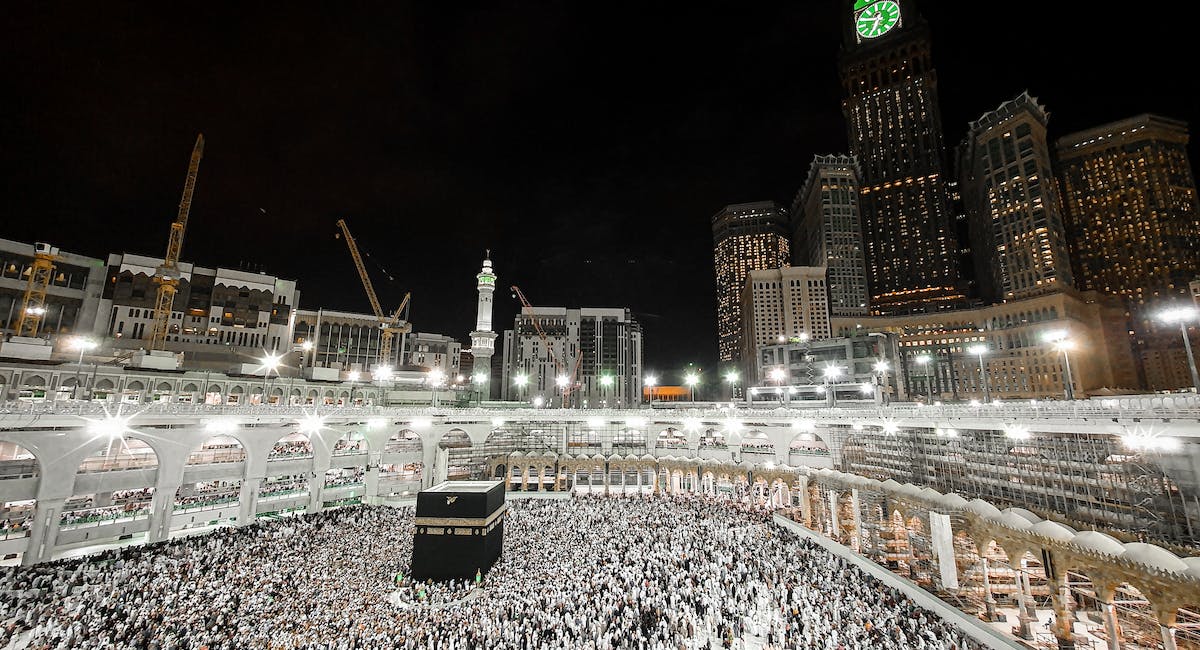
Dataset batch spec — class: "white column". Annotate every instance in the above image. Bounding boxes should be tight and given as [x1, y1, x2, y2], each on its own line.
[236, 478, 262, 526]
[851, 489, 863, 552]
[1160, 625, 1177, 650]
[306, 473, 323, 513]
[364, 463, 381, 505]
[147, 486, 179, 544]
[23, 497, 65, 565]
[980, 555, 997, 621]
[1099, 601, 1120, 650]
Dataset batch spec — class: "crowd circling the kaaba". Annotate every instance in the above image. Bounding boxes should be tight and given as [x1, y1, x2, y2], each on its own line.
[1, 495, 980, 649]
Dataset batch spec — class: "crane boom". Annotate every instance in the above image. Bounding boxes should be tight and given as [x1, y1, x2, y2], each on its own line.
[336, 218, 385, 320]
[149, 134, 204, 351]
[511, 285, 583, 404]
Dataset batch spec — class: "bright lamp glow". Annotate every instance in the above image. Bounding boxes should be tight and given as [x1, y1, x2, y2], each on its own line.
[428, 369, 445, 386]
[555, 375, 569, 388]
[684, 373, 699, 387]
[72, 337, 98, 351]
[1042, 329, 1068, 344]
[724, 370, 739, 383]
[301, 341, 314, 351]
[375, 366, 393, 381]
[367, 418, 386, 430]
[1004, 424, 1031, 440]
[1122, 432, 1180, 452]
[968, 399, 981, 407]
[473, 372, 489, 385]
[967, 344, 987, 356]
[724, 419, 741, 432]
[513, 374, 528, 387]
[872, 360, 888, 373]
[626, 417, 646, 428]
[768, 368, 786, 382]
[86, 409, 134, 440]
[860, 382, 874, 395]
[823, 365, 842, 379]
[347, 371, 360, 382]
[792, 419, 814, 431]
[1158, 306, 1199, 324]
[25, 306, 45, 316]
[682, 417, 702, 431]
[644, 375, 658, 388]
[298, 413, 326, 435]
[881, 422, 899, 435]
[532, 396, 544, 407]
[259, 352, 282, 373]
[599, 375, 614, 387]
[915, 355, 931, 366]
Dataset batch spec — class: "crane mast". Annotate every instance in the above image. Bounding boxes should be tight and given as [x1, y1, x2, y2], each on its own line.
[149, 134, 204, 351]
[336, 219, 410, 368]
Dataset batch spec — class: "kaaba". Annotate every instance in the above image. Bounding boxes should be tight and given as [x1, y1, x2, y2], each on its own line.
[410, 480, 507, 582]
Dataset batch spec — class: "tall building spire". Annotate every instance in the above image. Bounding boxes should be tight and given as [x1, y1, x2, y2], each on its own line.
[469, 253, 498, 394]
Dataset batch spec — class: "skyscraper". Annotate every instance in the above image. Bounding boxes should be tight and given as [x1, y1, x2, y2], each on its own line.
[792, 155, 869, 316]
[838, 0, 965, 314]
[959, 92, 1074, 302]
[1055, 115, 1200, 308]
[712, 201, 791, 362]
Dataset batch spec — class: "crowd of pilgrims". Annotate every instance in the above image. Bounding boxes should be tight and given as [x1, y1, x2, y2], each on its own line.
[1, 495, 981, 650]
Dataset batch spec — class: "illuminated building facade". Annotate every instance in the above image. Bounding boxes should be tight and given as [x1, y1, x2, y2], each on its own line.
[712, 201, 790, 362]
[791, 155, 869, 316]
[838, 0, 965, 314]
[500, 307, 643, 408]
[0, 238, 105, 338]
[1055, 115, 1200, 308]
[959, 92, 1074, 302]
[740, 266, 831, 380]
[832, 289, 1138, 400]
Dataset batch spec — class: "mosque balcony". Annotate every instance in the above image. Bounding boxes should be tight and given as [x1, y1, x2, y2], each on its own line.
[182, 463, 245, 483]
[56, 513, 150, 545]
[378, 451, 423, 465]
[72, 469, 158, 495]
[263, 457, 313, 475]
[0, 476, 37, 501]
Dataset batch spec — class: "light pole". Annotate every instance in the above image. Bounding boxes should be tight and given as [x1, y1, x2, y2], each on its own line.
[473, 372, 489, 406]
[1158, 306, 1200, 393]
[70, 337, 98, 400]
[684, 372, 699, 403]
[967, 344, 990, 404]
[644, 375, 657, 407]
[428, 368, 444, 407]
[555, 374, 569, 408]
[768, 367, 787, 405]
[724, 370, 739, 402]
[599, 374, 614, 409]
[915, 354, 932, 404]
[299, 340, 314, 375]
[513, 373, 529, 404]
[260, 352, 282, 405]
[824, 365, 842, 407]
[872, 360, 889, 405]
[1041, 330, 1075, 401]
[348, 370, 360, 406]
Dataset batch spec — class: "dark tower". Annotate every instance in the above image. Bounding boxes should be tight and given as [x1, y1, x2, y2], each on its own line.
[838, 0, 965, 314]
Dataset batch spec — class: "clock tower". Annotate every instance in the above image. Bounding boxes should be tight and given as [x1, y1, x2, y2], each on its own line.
[839, 0, 966, 314]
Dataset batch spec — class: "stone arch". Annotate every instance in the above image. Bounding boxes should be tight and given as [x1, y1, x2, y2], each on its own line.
[269, 432, 313, 459]
[331, 430, 369, 456]
[787, 431, 830, 463]
[95, 378, 115, 391]
[0, 440, 40, 480]
[186, 436, 246, 465]
[126, 380, 145, 392]
[438, 429, 472, 449]
[657, 427, 687, 451]
[155, 381, 172, 392]
[740, 430, 773, 452]
[77, 437, 159, 473]
[384, 429, 422, 453]
[182, 382, 199, 393]
[23, 375, 47, 387]
[700, 428, 727, 449]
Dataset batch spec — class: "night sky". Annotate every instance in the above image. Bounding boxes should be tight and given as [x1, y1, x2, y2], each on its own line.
[2, 2, 1194, 380]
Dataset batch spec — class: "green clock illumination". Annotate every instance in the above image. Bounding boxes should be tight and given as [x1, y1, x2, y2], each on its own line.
[855, 0, 901, 39]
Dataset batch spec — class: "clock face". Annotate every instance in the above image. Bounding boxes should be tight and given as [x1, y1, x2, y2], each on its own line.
[856, 0, 902, 40]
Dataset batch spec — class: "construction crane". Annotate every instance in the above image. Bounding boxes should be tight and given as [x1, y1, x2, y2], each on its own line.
[335, 218, 411, 368]
[149, 134, 204, 351]
[13, 242, 59, 337]
[511, 285, 584, 405]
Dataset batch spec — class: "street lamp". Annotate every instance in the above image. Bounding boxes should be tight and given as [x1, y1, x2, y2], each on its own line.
[823, 365, 842, 407]
[428, 368, 445, 407]
[684, 372, 699, 403]
[70, 337, 98, 400]
[724, 370, 739, 401]
[1158, 306, 1200, 393]
[1041, 330, 1075, 401]
[473, 372, 489, 405]
[872, 359, 889, 405]
[914, 354, 933, 404]
[644, 375, 657, 406]
[259, 352, 282, 405]
[768, 367, 787, 404]
[555, 374, 569, 408]
[967, 344, 991, 404]
[513, 373, 529, 403]
[599, 374, 614, 409]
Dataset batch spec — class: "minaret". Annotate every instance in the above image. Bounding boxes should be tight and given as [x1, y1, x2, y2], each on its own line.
[469, 252, 498, 394]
